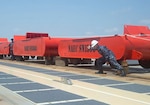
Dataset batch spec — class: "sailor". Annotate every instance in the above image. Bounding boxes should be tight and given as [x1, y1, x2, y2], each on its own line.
[88, 40, 126, 76]
[9, 38, 15, 60]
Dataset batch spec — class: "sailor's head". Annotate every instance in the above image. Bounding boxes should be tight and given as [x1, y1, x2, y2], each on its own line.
[11, 38, 14, 42]
[90, 40, 98, 48]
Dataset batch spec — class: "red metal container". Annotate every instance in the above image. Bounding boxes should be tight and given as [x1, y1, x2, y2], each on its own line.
[59, 25, 150, 61]
[13, 33, 69, 57]
[124, 25, 150, 35]
[122, 25, 150, 60]
[0, 38, 8, 42]
[58, 35, 126, 60]
[0, 38, 10, 55]
[122, 35, 150, 60]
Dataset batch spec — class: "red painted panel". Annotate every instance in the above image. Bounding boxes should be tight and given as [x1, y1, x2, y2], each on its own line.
[14, 35, 26, 41]
[124, 25, 150, 35]
[13, 37, 45, 56]
[0, 38, 9, 55]
[58, 35, 126, 60]
[26, 32, 48, 38]
[123, 35, 150, 60]
[13, 33, 71, 56]
[0, 38, 8, 42]
[59, 25, 150, 61]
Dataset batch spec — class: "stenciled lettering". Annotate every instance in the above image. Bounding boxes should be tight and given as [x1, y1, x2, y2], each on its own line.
[79, 44, 89, 52]
[68, 44, 95, 52]
[68, 45, 78, 52]
[24, 46, 37, 51]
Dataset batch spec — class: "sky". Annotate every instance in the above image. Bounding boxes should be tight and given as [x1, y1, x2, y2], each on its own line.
[0, 0, 150, 40]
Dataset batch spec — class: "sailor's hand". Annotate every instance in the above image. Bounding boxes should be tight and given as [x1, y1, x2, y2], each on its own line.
[87, 45, 91, 49]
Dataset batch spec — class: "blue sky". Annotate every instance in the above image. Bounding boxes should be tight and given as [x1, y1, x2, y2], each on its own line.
[0, 0, 150, 40]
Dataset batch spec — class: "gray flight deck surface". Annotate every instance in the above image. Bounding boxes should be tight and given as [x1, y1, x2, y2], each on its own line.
[0, 72, 107, 105]
[0, 62, 150, 105]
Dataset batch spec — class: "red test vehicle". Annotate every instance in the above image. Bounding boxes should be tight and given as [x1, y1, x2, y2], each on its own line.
[58, 25, 150, 68]
[0, 38, 10, 59]
[13, 32, 71, 64]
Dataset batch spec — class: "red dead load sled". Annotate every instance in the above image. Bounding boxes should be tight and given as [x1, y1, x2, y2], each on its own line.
[58, 25, 150, 68]
[13, 32, 70, 64]
[0, 38, 10, 59]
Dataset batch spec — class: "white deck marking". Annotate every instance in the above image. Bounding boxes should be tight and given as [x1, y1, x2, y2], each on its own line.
[74, 85, 150, 105]
[0, 65, 150, 105]
[36, 98, 90, 105]
[1, 81, 35, 85]
[78, 77, 101, 81]
[58, 74, 77, 77]
[15, 88, 57, 93]
[104, 82, 134, 86]
[11, 69, 150, 105]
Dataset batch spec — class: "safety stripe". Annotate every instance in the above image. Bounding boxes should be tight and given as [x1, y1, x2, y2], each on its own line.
[104, 82, 133, 86]
[1, 81, 35, 85]
[15, 88, 57, 93]
[36, 98, 90, 105]
[78, 77, 100, 81]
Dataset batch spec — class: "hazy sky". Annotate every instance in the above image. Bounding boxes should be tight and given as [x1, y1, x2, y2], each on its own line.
[0, 0, 150, 39]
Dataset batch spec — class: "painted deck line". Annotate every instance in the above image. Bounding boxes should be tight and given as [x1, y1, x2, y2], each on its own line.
[36, 98, 90, 105]
[0, 81, 35, 85]
[103, 82, 134, 86]
[74, 85, 150, 105]
[15, 88, 57, 93]
[0, 64, 150, 105]
[77, 77, 101, 81]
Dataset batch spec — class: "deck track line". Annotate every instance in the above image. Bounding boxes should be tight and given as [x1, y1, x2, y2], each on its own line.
[36, 98, 90, 105]
[0, 65, 150, 105]
[74, 85, 150, 105]
[0, 82, 35, 85]
[15, 88, 57, 93]
[103, 82, 134, 86]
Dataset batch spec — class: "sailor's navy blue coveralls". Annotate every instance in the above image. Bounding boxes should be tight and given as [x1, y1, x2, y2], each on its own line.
[96, 46, 123, 73]
[9, 42, 15, 60]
